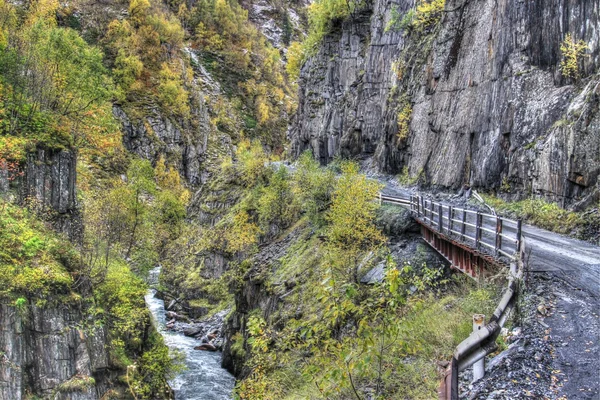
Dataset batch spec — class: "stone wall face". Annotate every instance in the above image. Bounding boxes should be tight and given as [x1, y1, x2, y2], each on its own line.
[115, 98, 210, 188]
[290, 0, 599, 208]
[0, 303, 111, 400]
[18, 147, 83, 241]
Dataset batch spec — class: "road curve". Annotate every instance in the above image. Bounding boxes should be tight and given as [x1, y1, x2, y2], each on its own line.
[378, 188, 600, 298]
[522, 223, 600, 298]
[277, 162, 600, 298]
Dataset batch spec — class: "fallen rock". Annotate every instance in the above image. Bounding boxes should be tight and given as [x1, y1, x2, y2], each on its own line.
[166, 311, 178, 319]
[167, 299, 177, 311]
[175, 314, 190, 323]
[184, 325, 204, 337]
[537, 304, 550, 316]
[194, 343, 217, 352]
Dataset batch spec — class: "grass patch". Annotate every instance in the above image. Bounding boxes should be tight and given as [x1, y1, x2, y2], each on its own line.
[236, 222, 502, 399]
[0, 201, 75, 300]
[480, 195, 583, 234]
[55, 375, 96, 393]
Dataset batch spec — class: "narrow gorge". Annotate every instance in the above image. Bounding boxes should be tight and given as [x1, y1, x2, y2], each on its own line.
[0, 0, 598, 398]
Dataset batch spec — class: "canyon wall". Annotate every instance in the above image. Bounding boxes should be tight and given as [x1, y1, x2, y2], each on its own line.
[290, 0, 600, 208]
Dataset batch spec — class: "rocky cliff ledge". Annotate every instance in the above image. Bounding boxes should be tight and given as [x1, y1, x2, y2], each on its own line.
[290, 0, 599, 208]
[19, 147, 82, 241]
[0, 304, 112, 400]
[115, 104, 210, 187]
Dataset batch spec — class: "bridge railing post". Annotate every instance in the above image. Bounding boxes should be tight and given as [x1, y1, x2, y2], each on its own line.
[460, 209, 466, 242]
[472, 314, 486, 382]
[430, 201, 435, 227]
[421, 197, 426, 221]
[449, 206, 454, 235]
[516, 218, 523, 254]
[438, 204, 443, 232]
[475, 212, 482, 249]
[495, 217, 502, 256]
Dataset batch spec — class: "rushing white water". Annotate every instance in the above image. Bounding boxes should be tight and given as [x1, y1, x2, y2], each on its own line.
[145, 267, 235, 400]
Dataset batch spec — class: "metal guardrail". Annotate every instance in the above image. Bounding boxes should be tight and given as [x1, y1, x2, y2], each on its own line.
[438, 238, 525, 400]
[378, 192, 525, 400]
[379, 193, 523, 262]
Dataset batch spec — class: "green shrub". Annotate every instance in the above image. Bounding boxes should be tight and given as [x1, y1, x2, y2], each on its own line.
[387, 0, 445, 33]
[397, 166, 423, 186]
[258, 166, 299, 231]
[56, 375, 96, 393]
[560, 33, 588, 79]
[396, 102, 412, 141]
[286, 41, 304, 81]
[481, 195, 583, 234]
[127, 331, 185, 399]
[413, 0, 445, 32]
[0, 202, 73, 298]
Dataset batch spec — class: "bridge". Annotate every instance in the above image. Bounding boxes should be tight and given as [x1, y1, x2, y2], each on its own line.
[275, 161, 599, 398]
[380, 193, 523, 278]
[378, 192, 525, 400]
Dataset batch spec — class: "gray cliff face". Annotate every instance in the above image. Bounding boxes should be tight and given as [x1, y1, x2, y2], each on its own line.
[290, 0, 599, 208]
[0, 303, 112, 400]
[15, 147, 82, 241]
[115, 101, 210, 187]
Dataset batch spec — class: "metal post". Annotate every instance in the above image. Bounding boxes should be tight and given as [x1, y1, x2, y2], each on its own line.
[495, 217, 502, 256]
[439, 204, 443, 232]
[451, 358, 459, 400]
[430, 201, 435, 226]
[449, 206, 454, 234]
[475, 212, 482, 248]
[460, 209, 466, 241]
[516, 218, 522, 254]
[472, 314, 486, 382]
[378, 192, 382, 205]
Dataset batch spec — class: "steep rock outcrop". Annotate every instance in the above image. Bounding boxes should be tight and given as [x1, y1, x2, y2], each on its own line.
[221, 228, 300, 377]
[0, 303, 113, 400]
[18, 147, 82, 241]
[241, 0, 307, 49]
[115, 105, 209, 187]
[221, 212, 447, 377]
[290, 0, 599, 208]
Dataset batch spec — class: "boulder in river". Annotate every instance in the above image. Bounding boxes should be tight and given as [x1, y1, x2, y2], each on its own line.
[175, 314, 190, 323]
[194, 343, 217, 352]
[184, 325, 204, 337]
[166, 311, 178, 319]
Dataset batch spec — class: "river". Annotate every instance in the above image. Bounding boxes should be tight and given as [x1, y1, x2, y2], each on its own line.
[145, 267, 235, 400]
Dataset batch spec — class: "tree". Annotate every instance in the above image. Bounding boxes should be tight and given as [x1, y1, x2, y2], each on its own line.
[157, 62, 190, 117]
[560, 33, 588, 79]
[124, 159, 156, 259]
[291, 150, 335, 227]
[0, 6, 115, 146]
[129, 0, 151, 26]
[257, 166, 299, 231]
[286, 41, 304, 81]
[326, 161, 385, 282]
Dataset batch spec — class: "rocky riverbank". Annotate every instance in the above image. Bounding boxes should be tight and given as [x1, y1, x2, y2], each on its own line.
[145, 267, 235, 400]
[164, 309, 229, 353]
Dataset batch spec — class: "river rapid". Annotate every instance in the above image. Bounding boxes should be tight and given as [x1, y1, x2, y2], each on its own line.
[145, 267, 235, 400]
